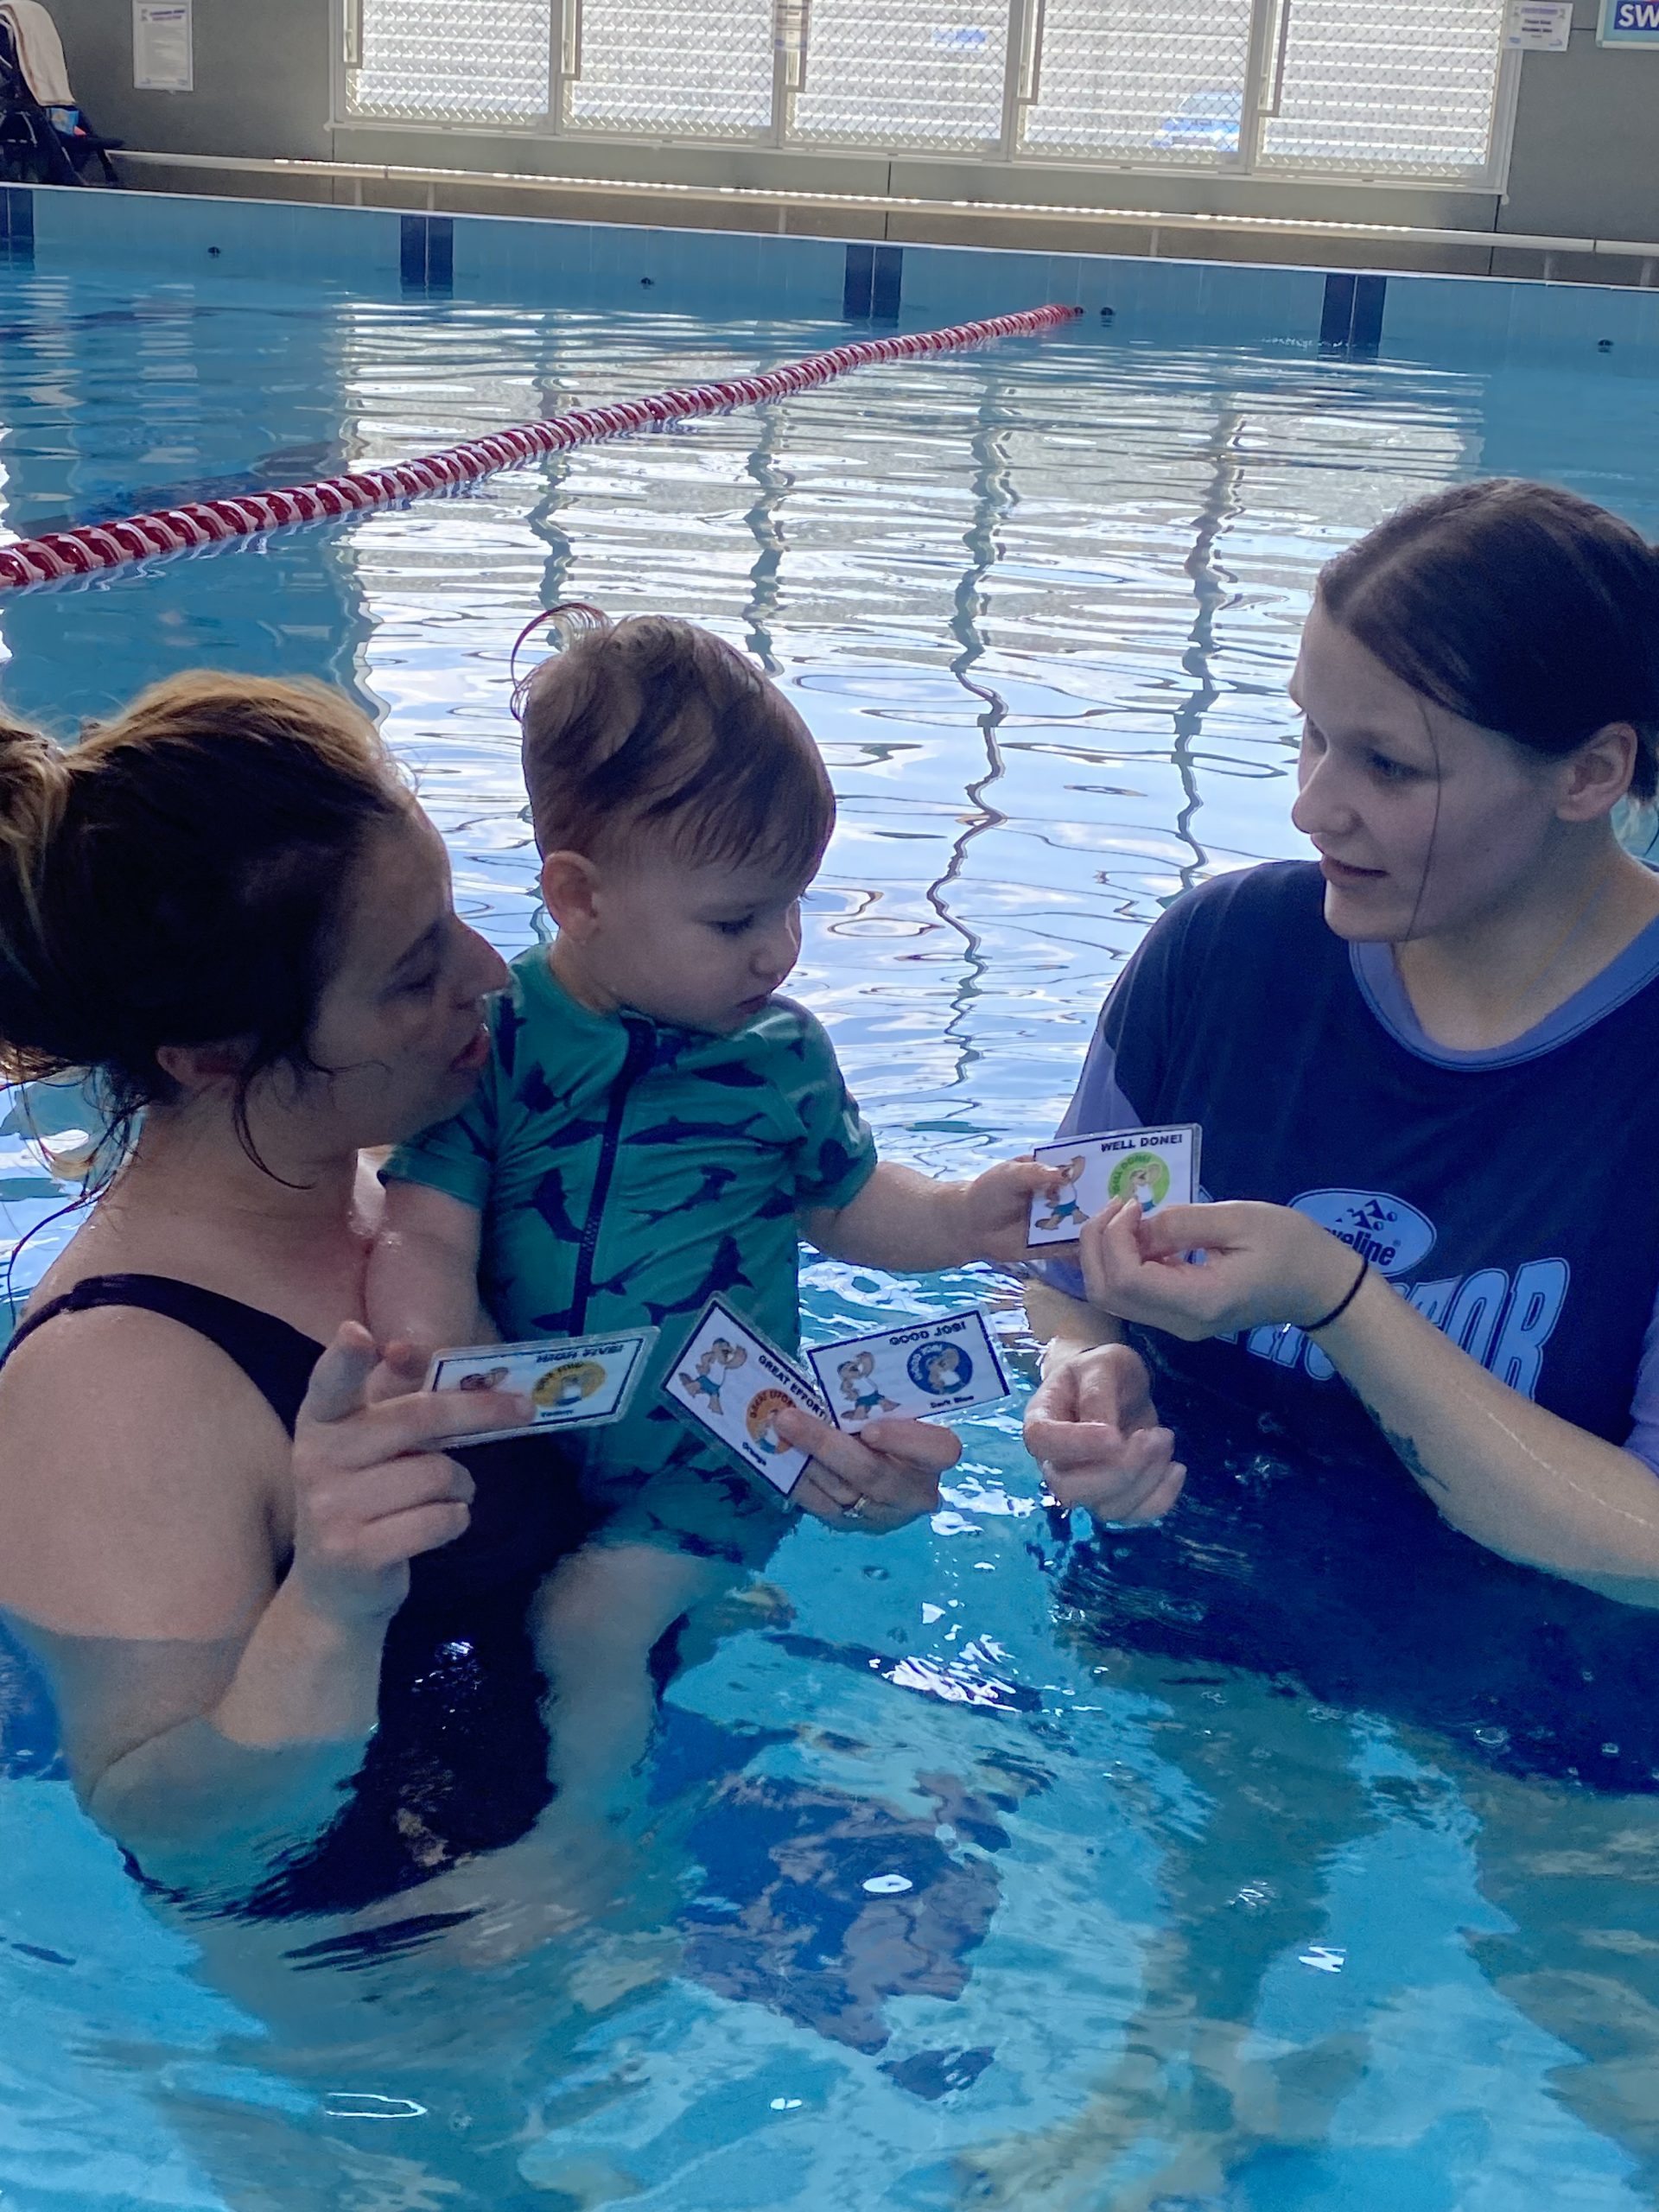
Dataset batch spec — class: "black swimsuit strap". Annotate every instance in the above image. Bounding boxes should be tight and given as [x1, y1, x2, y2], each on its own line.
[2, 1272, 323, 1436]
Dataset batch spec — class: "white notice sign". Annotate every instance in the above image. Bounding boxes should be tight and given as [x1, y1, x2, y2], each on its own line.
[134, 1, 194, 91]
[1505, 0, 1573, 48]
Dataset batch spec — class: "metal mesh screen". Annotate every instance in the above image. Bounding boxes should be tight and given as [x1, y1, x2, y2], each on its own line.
[348, 0, 553, 120]
[788, 0, 1010, 150]
[1258, 0, 1505, 175]
[563, 0, 774, 135]
[1016, 0, 1253, 163]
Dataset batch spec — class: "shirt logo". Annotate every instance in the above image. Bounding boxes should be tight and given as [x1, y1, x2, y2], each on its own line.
[1290, 1188, 1436, 1278]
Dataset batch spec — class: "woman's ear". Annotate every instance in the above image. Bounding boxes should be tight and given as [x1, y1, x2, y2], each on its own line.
[540, 849, 603, 937]
[1559, 721, 1641, 823]
[154, 1039, 251, 1092]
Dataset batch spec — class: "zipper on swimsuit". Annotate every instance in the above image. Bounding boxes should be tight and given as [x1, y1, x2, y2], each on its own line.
[568, 1014, 656, 1334]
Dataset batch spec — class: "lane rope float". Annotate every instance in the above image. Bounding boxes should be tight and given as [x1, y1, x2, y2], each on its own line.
[0, 302, 1083, 594]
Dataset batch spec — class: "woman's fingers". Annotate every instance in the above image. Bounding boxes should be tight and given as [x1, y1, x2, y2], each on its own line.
[773, 1405, 953, 1532]
[302, 1450, 475, 1536]
[298, 1322, 381, 1427]
[854, 1415, 963, 1478]
[316, 1381, 534, 1468]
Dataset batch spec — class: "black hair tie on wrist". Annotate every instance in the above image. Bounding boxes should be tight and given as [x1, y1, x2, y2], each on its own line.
[1305, 1253, 1370, 1333]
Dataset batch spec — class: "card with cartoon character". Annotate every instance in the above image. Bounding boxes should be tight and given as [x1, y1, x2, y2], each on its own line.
[806, 1308, 1011, 1431]
[1027, 1124, 1202, 1247]
[425, 1326, 658, 1446]
[664, 1298, 828, 1497]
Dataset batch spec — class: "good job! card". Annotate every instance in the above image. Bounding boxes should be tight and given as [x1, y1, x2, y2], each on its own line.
[426, 1326, 658, 1446]
[664, 1299, 827, 1498]
[1027, 1124, 1201, 1247]
[806, 1308, 1011, 1432]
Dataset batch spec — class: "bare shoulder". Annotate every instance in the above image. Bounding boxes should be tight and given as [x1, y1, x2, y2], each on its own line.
[0, 1304, 289, 1640]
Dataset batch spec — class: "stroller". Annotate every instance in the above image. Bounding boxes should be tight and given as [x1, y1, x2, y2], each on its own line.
[0, 2, 118, 187]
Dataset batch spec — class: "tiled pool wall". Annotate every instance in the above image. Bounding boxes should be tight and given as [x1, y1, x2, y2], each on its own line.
[4, 178, 1659, 372]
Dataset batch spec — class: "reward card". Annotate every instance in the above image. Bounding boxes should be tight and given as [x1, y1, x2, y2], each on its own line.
[807, 1307, 1011, 1432]
[664, 1299, 827, 1498]
[1027, 1124, 1201, 1247]
[425, 1327, 658, 1446]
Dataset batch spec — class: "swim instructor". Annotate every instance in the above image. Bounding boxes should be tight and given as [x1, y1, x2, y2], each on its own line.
[0, 675, 950, 1895]
[1024, 480, 1659, 1605]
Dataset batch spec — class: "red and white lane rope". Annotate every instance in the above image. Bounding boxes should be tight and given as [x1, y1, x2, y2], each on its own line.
[0, 302, 1081, 594]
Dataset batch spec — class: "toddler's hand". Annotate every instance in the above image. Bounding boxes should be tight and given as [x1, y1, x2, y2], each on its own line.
[960, 1157, 1066, 1265]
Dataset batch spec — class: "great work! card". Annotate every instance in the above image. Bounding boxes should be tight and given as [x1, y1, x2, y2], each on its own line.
[664, 1299, 828, 1498]
[425, 1327, 658, 1447]
[1027, 1124, 1201, 1248]
[806, 1308, 1012, 1433]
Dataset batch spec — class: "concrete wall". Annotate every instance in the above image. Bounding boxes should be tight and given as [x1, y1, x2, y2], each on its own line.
[34, 0, 1659, 256]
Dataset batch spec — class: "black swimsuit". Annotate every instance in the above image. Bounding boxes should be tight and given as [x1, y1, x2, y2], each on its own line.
[0, 1273, 598, 1914]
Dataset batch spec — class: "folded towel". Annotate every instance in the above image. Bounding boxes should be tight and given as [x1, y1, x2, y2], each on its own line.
[0, 1, 75, 109]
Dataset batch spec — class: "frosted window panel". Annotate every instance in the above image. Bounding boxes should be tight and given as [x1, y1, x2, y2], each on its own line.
[789, 1, 1010, 149]
[349, 0, 552, 121]
[1018, 0, 1253, 162]
[564, 0, 775, 135]
[1259, 0, 1505, 175]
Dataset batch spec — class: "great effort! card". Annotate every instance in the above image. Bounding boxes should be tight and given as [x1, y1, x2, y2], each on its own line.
[425, 1327, 658, 1446]
[664, 1299, 827, 1498]
[1027, 1124, 1202, 1248]
[806, 1307, 1012, 1433]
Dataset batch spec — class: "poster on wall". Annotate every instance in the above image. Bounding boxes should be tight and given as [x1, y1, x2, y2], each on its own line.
[1600, 0, 1659, 41]
[133, 0, 193, 91]
[1506, 0, 1573, 45]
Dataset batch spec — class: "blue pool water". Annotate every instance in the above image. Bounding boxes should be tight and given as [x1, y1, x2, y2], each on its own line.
[6, 256, 1659, 2209]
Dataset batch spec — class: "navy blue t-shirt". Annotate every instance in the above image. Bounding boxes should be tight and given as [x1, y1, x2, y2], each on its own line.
[1039, 859, 1659, 1474]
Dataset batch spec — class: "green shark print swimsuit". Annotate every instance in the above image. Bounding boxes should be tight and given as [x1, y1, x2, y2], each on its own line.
[385, 947, 877, 1566]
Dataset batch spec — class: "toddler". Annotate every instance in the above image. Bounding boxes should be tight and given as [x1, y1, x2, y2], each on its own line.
[369, 613, 1052, 1812]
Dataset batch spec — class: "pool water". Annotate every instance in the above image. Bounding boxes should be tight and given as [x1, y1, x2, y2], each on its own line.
[5, 262, 1659, 2210]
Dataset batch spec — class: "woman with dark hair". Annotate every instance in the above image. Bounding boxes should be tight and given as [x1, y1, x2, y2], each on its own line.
[1025, 479, 1659, 1625]
[0, 673, 952, 1903]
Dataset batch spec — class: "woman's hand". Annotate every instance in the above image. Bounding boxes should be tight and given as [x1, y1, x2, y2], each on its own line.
[287, 1323, 532, 1627]
[772, 1405, 959, 1534]
[1023, 1340, 1185, 1523]
[1077, 1197, 1361, 1341]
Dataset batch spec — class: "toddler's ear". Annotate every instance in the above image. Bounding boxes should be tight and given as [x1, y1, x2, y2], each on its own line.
[540, 849, 602, 936]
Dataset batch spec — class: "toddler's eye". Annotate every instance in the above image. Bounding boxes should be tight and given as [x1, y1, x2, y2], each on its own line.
[713, 915, 756, 938]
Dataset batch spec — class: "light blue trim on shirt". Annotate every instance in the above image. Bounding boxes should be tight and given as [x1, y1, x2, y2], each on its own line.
[1350, 912, 1659, 1072]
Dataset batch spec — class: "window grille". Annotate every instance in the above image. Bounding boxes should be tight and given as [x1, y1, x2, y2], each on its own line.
[349, 0, 552, 121]
[341, 0, 1511, 187]
[1257, 0, 1505, 176]
[563, 0, 775, 136]
[1014, 0, 1255, 164]
[788, 1, 1011, 151]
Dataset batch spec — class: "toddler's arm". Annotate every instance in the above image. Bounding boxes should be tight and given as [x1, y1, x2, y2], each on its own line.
[802, 1156, 1060, 1273]
[367, 1182, 495, 1353]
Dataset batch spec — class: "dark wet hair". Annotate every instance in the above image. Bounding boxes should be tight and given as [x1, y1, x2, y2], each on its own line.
[1319, 479, 1659, 803]
[518, 612, 834, 879]
[0, 673, 409, 1161]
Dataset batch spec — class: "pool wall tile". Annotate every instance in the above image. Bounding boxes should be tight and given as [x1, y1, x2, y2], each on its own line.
[17, 183, 1659, 375]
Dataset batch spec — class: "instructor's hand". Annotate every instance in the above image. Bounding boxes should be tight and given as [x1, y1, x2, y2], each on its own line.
[289, 1323, 531, 1626]
[1024, 1340, 1185, 1525]
[1077, 1198, 1359, 1341]
[773, 1407, 958, 1535]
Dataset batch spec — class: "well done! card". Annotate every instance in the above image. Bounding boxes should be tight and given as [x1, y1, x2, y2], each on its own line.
[664, 1299, 827, 1498]
[1027, 1124, 1201, 1247]
[426, 1326, 657, 1446]
[807, 1308, 1011, 1432]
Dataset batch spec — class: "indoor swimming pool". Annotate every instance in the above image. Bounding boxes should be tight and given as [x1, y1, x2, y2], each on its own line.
[4, 227, 1659, 2210]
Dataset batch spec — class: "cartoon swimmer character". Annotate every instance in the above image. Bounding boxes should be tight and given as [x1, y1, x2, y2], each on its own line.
[923, 1344, 970, 1395]
[1035, 1155, 1087, 1233]
[679, 1336, 747, 1415]
[457, 1365, 512, 1393]
[837, 1351, 899, 1421]
[1124, 1163, 1161, 1212]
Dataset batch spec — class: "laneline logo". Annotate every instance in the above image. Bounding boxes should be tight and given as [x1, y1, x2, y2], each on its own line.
[1290, 1189, 1436, 1277]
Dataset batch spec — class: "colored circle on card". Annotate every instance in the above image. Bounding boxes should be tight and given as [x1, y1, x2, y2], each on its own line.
[906, 1342, 974, 1396]
[1107, 1151, 1170, 1207]
[532, 1359, 607, 1408]
[746, 1388, 795, 1452]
